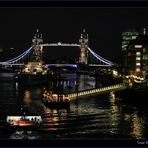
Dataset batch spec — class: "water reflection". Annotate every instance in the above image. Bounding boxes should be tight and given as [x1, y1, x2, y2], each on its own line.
[9, 131, 40, 140]
[41, 107, 69, 131]
[1, 73, 148, 139]
[24, 90, 31, 105]
[109, 92, 120, 135]
[79, 75, 95, 91]
[130, 112, 144, 139]
[109, 92, 145, 138]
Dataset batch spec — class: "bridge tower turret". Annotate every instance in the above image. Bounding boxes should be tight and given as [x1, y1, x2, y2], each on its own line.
[79, 29, 89, 64]
[32, 29, 43, 63]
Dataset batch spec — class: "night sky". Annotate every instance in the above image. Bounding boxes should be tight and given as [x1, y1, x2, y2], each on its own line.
[1, 7, 148, 61]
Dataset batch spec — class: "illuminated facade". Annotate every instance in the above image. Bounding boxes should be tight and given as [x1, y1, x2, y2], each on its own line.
[122, 29, 139, 69]
[32, 29, 43, 62]
[79, 29, 89, 64]
[122, 30, 139, 51]
[122, 28, 148, 76]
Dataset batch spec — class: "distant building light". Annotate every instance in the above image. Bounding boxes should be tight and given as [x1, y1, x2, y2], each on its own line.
[125, 76, 129, 78]
[136, 52, 141, 56]
[132, 36, 137, 39]
[112, 70, 118, 77]
[136, 68, 140, 72]
[58, 42, 62, 46]
[136, 63, 141, 66]
[136, 57, 141, 61]
[143, 28, 146, 35]
[135, 45, 142, 48]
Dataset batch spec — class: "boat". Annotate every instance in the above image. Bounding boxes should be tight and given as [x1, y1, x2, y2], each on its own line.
[6, 115, 42, 130]
[16, 62, 49, 86]
[42, 90, 70, 109]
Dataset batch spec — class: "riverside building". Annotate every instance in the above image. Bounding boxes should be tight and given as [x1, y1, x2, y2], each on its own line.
[122, 28, 148, 77]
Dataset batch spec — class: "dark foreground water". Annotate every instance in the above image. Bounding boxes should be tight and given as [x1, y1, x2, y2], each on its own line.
[0, 73, 148, 146]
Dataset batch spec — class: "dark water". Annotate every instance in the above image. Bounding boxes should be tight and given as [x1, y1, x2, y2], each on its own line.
[0, 73, 148, 141]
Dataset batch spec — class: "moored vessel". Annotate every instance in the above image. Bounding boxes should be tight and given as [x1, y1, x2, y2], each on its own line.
[6, 115, 42, 126]
[16, 62, 49, 86]
[42, 89, 70, 109]
[6, 115, 42, 130]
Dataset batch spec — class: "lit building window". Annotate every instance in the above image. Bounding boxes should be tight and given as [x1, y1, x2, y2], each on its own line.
[136, 63, 141, 66]
[132, 36, 137, 39]
[135, 45, 142, 48]
[136, 57, 141, 61]
[143, 55, 148, 60]
[143, 48, 146, 52]
[136, 68, 140, 72]
[136, 52, 141, 56]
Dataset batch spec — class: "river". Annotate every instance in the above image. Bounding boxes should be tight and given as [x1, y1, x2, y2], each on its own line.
[0, 72, 148, 145]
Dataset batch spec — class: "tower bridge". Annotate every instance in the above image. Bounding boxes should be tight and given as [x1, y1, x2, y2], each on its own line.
[0, 29, 114, 68]
[0, 29, 127, 99]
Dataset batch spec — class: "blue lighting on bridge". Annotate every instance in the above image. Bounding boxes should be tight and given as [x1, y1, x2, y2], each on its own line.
[47, 64, 77, 68]
[0, 42, 114, 67]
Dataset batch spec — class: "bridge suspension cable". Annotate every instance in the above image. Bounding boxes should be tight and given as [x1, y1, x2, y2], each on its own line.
[1, 47, 32, 64]
[41, 43, 114, 66]
[0, 42, 114, 67]
[87, 47, 113, 66]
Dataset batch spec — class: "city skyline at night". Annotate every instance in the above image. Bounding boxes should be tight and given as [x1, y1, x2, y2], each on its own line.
[1, 7, 148, 61]
[1, 4, 148, 146]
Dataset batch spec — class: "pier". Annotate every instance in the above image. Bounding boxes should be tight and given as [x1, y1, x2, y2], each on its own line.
[68, 83, 127, 100]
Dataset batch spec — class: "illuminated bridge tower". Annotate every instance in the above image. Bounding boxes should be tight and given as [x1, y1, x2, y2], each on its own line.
[79, 29, 89, 65]
[32, 29, 43, 63]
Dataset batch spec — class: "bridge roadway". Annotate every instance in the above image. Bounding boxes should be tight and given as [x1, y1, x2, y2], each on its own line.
[67, 83, 127, 100]
[40, 43, 80, 47]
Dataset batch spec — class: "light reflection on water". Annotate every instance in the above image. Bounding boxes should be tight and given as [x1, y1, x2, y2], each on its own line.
[130, 112, 144, 139]
[0, 73, 148, 139]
